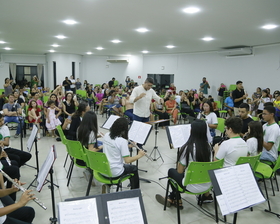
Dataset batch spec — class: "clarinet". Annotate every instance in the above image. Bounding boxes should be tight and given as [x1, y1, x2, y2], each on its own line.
[0, 169, 47, 210]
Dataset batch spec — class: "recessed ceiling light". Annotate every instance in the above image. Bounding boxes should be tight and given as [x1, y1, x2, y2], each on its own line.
[4, 47, 11, 50]
[111, 39, 121, 43]
[55, 35, 67, 39]
[202, 37, 214, 41]
[183, 7, 200, 14]
[51, 44, 60, 47]
[166, 45, 175, 49]
[96, 47, 104, 50]
[0, 41, 6, 44]
[86, 52, 93, 55]
[63, 20, 78, 25]
[49, 50, 55, 53]
[136, 28, 149, 33]
[262, 24, 278, 30]
[142, 50, 149, 54]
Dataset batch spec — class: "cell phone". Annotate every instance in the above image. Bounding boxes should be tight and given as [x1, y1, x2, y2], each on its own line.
[67, 115, 72, 120]
[194, 94, 198, 98]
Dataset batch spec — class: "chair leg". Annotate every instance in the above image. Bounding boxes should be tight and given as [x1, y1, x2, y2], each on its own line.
[270, 177, 275, 196]
[262, 178, 271, 211]
[85, 171, 93, 196]
[67, 161, 74, 187]
[66, 159, 73, 179]
[175, 186, 181, 224]
[164, 180, 170, 211]
[275, 174, 279, 191]
[63, 153, 69, 168]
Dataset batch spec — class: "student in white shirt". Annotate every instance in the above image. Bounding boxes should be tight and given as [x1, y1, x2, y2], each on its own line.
[245, 121, 263, 156]
[260, 106, 280, 162]
[102, 118, 146, 189]
[214, 117, 248, 167]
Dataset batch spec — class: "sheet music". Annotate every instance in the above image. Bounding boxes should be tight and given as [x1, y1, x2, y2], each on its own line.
[167, 124, 191, 148]
[128, 121, 152, 144]
[107, 197, 144, 224]
[26, 125, 38, 152]
[58, 198, 99, 224]
[36, 146, 56, 192]
[214, 164, 265, 215]
[102, 115, 120, 130]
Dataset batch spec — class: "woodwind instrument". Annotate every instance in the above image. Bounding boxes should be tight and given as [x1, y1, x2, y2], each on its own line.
[0, 168, 47, 210]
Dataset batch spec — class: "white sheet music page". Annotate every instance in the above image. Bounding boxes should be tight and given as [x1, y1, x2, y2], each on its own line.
[214, 164, 265, 215]
[129, 121, 152, 144]
[168, 124, 190, 148]
[102, 115, 120, 130]
[58, 198, 99, 224]
[26, 125, 38, 152]
[107, 197, 144, 224]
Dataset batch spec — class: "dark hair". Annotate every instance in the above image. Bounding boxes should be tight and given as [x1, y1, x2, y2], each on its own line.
[264, 105, 275, 115]
[72, 102, 88, 118]
[178, 120, 211, 167]
[145, 77, 154, 84]
[5, 78, 9, 83]
[47, 100, 55, 106]
[65, 92, 75, 107]
[225, 117, 243, 134]
[239, 103, 249, 111]
[78, 111, 98, 148]
[247, 121, 263, 154]
[109, 90, 115, 96]
[202, 100, 214, 112]
[264, 102, 273, 107]
[28, 100, 38, 109]
[236, 81, 242, 85]
[109, 118, 128, 140]
[262, 89, 268, 97]
[0, 113, 3, 119]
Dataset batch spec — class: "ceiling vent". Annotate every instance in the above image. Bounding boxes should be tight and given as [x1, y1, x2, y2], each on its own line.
[106, 59, 129, 63]
[218, 47, 253, 57]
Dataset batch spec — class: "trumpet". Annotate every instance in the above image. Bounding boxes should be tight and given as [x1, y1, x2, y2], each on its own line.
[0, 168, 47, 210]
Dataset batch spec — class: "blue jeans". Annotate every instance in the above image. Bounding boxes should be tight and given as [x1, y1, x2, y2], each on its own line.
[124, 109, 134, 121]
[132, 114, 150, 149]
[260, 150, 276, 162]
[4, 116, 24, 135]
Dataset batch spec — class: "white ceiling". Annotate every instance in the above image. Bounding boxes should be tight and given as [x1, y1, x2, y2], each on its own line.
[0, 0, 280, 56]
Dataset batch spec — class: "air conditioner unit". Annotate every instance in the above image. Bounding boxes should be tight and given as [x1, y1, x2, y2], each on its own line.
[106, 59, 129, 63]
[218, 47, 253, 57]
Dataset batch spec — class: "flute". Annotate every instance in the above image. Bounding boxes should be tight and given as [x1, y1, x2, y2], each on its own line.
[0, 169, 47, 210]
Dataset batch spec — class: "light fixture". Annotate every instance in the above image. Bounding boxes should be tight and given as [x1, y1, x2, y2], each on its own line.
[96, 47, 104, 50]
[49, 49, 55, 53]
[262, 24, 278, 30]
[51, 44, 60, 47]
[86, 52, 93, 55]
[0, 41, 6, 44]
[202, 37, 214, 41]
[136, 28, 149, 33]
[111, 39, 121, 43]
[63, 20, 78, 25]
[4, 47, 11, 50]
[183, 7, 200, 14]
[55, 35, 67, 39]
[166, 45, 175, 49]
[142, 50, 149, 54]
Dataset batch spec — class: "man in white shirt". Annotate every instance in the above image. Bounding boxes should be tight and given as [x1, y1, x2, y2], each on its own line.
[69, 75, 76, 94]
[130, 78, 164, 122]
[214, 117, 248, 167]
[261, 106, 280, 162]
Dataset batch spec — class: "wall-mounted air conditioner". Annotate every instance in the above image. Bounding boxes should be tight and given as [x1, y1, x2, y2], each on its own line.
[106, 59, 129, 63]
[218, 47, 253, 57]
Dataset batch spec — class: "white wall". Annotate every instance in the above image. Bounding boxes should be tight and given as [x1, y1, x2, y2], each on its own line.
[81, 55, 143, 86]
[143, 44, 280, 98]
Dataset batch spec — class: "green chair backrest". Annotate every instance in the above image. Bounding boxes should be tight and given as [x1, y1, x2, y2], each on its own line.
[65, 139, 88, 165]
[252, 116, 259, 121]
[272, 154, 280, 172]
[85, 150, 113, 177]
[184, 159, 224, 186]
[56, 125, 67, 145]
[76, 90, 87, 98]
[217, 117, 225, 134]
[236, 153, 261, 171]
[229, 84, 236, 91]
[43, 95, 49, 103]
[214, 101, 221, 110]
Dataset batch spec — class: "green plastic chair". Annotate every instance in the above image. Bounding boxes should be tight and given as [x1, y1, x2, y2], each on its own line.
[255, 155, 280, 211]
[64, 139, 88, 187]
[164, 159, 224, 224]
[229, 84, 236, 91]
[85, 149, 134, 196]
[236, 153, 261, 172]
[252, 116, 259, 121]
[216, 117, 225, 136]
[76, 89, 87, 98]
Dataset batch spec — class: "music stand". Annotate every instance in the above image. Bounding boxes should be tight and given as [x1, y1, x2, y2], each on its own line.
[37, 145, 58, 224]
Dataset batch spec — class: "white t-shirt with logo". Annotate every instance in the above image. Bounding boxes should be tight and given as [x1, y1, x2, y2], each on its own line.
[262, 122, 280, 160]
[0, 125, 10, 149]
[247, 137, 258, 156]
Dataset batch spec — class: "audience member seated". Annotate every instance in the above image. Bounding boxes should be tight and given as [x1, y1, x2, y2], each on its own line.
[62, 92, 78, 119]
[165, 95, 179, 125]
[214, 117, 248, 167]
[180, 92, 195, 118]
[152, 100, 170, 128]
[122, 94, 134, 122]
[107, 90, 123, 116]
[224, 92, 234, 117]
[245, 121, 263, 156]
[27, 100, 42, 139]
[238, 103, 253, 138]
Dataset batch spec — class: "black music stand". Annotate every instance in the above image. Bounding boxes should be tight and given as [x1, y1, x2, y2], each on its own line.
[37, 145, 57, 224]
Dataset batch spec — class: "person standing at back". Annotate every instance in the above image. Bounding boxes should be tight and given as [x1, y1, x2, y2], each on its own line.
[232, 81, 248, 116]
[199, 77, 210, 97]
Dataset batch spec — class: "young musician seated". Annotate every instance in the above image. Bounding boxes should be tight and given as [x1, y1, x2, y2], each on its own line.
[0, 171, 35, 224]
[102, 118, 146, 189]
[155, 120, 213, 209]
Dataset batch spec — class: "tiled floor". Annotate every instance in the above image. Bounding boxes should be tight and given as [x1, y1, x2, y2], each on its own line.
[10, 115, 280, 224]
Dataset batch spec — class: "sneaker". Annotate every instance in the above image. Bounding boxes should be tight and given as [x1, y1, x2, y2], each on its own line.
[56, 137, 61, 142]
[155, 194, 171, 207]
[14, 134, 19, 138]
[201, 194, 213, 203]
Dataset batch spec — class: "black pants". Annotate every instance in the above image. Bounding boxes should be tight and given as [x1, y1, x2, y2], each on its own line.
[168, 168, 184, 200]
[1, 195, 35, 224]
[180, 107, 195, 118]
[4, 148, 31, 167]
[120, 164, 140, 189]
[154, 111, 170, 127]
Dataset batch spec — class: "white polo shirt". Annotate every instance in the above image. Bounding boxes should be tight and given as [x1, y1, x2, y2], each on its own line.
[262, 122, 280, 160]
[129, 85, 161, 118]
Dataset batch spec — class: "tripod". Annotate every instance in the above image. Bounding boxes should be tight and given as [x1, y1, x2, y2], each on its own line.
[149, 122, 164, 162]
